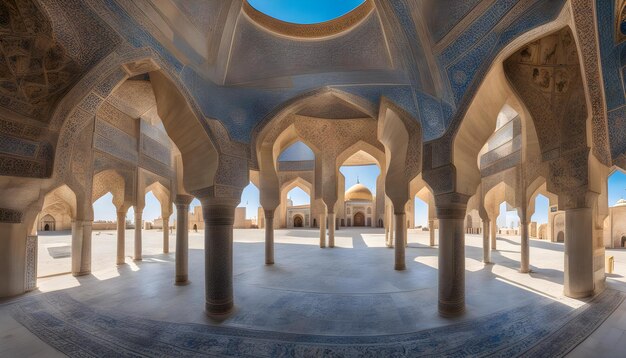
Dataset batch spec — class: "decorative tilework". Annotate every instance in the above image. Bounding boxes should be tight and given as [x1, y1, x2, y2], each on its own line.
[0, 207, 22, 223]
[438, 0, 566, 134]
[94, 119, 138, 163]
[8, 290, 624, 357]
[415, 92, 445, 139]
[278, 160, 315, 172]
[24, 235, 37, 291]
[0, 134, 38, 158]
[140, 134, 170, 166]
[608, 105, 626, 158]
[427, 0, 484, 44]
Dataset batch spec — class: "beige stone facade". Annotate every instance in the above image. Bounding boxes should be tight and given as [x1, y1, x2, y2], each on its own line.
[0, 0, 623, 339]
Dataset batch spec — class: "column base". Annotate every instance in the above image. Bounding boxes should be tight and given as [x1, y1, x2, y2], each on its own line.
[520, 268, 531, 274]
[175, 277, 190, 286]
[394, 263, 406, 271]
[265, 260, 274, 265]
[438, 299, 465, 317]
[116, 261, 126, 266]
[205, 300, 234, 316]
[72, 271, 90, 277]
[564, 288, 594, 299]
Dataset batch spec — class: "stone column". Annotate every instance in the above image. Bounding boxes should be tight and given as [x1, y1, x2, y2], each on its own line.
[429, 219, 436, 246]
[71, 220, 82, 275]
[71, 220, 92, 276]
[328, 212, 336, 248]
[81, 221, 92, 275]
[520, 216, 530, 273]
[490, 220, 497, 251]
[175, 195, 193, 285]
[201, 198, 238, 315]
[395, 212, 406, 270]
[264, 209, 275, 265]
[163, 215, 170, 254]
[319, 213, 326, 248]
[134, 210, 142, 261]
[385, 209, 391, 247]
[482, 219, 491, 264]
[436, 199, 467, 317]
[116, 210, 126, 265]
[0, 222, 35, 297]
[388, 212, 395, 247]
[564, 207, 594, 298]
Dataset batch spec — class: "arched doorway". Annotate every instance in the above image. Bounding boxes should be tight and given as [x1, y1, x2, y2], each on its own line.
[294, 215, 303, 227]
[193, 224, 198, 232]
[39, 214, 56, 232]
[353, 212, 365, 227]
[557, 231, 564, 243]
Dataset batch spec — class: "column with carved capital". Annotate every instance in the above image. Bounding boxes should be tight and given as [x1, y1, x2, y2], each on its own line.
[436, 195, 468, 317]
[201, 196, 238, 315]
[175, 195, 193, 285]
[482, 219, 491, 264]
[395, 212, 406, 270]
[134, 211, 142, 261]
[264, 208, 275, 264]
[116, 210, 126, 265]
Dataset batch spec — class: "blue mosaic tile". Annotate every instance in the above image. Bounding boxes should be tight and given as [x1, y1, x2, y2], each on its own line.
[597, 0, 626, 110]
[429, 0, 483, 43]
[0, 134, 38, 158]
[447, 31, 499, 104]
[103, 0, 184, 73]
[608, 106, 626, 158]
[416, 91, 445, 140]
[438, 0, 518, 66]
[387, 1, 424, 89]
[438, 0, 564, 127]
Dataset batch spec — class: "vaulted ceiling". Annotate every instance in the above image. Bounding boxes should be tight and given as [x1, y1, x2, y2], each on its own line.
[1, 0, 625, 179]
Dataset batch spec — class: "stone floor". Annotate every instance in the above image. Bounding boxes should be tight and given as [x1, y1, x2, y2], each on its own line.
[2, 227, 626, 357]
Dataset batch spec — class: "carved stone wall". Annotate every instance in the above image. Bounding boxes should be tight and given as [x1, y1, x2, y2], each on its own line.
[480, 116, 522, 178]
[24, 235, 37, 291]
[504, 28, 592, 207]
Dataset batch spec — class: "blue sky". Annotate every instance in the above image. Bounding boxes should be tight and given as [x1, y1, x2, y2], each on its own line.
[278, 141, 314, 161]
[609, 169, 626, 205]
[247, 0, 365, 24]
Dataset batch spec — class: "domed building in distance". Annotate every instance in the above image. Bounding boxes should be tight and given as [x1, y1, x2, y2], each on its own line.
[343, 182, 375, 227]
[285, 180, 375, 228]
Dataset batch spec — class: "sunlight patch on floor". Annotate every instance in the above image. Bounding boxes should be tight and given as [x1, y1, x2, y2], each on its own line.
[37, 275, 80, 293]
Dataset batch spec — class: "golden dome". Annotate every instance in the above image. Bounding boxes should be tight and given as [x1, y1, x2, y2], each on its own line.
[345, 183, 373, 202]
[614, 199, 626, 207]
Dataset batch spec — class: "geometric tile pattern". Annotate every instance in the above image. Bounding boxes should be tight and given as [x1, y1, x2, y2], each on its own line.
[8, 289, 624, 358]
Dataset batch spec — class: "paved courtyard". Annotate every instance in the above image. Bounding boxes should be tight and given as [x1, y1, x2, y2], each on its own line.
[2, 228, 626, 357]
